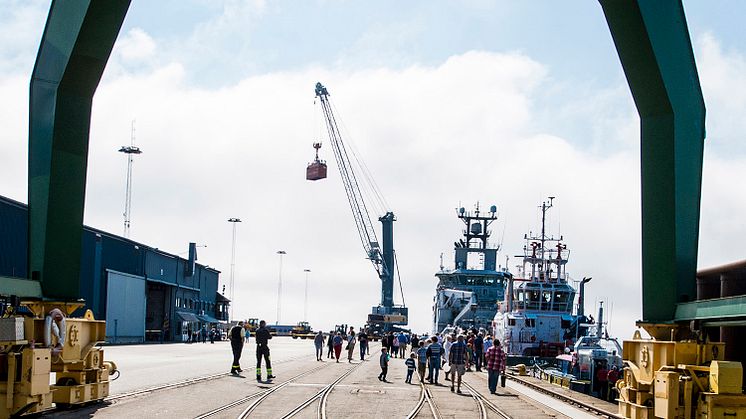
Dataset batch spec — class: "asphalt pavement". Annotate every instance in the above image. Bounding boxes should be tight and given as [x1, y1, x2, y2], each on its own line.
[102, 337, 312, 394]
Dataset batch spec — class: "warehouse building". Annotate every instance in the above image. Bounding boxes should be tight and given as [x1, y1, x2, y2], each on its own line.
[0, 195, 230, 343]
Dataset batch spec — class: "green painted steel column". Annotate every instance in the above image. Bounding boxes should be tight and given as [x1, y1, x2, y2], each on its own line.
[599, 0, 705, 322]
[29, 0, 130, 300]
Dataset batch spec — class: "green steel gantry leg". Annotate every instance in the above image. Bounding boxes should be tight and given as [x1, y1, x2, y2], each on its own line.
[29, 0, 130, 300]
[599, 0, 706, 323]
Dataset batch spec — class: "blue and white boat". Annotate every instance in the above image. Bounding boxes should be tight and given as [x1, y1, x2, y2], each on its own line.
[432, 203, 511, 334]
[492, 197, 593, 356]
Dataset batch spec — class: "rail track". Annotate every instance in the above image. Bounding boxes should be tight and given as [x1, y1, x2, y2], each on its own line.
[461, 381, 512, 419]
[506, 374, 620, 418]
[193, 363, 329, 419]
[278, 361, 364, 419]
[405, 379, 441, 419]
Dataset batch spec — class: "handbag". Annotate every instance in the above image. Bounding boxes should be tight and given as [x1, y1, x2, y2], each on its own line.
[500, 374, 506, 387]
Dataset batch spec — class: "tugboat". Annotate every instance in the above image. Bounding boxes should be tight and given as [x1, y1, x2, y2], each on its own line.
[492, 197, 592, 360]
[432, 203, 511, 334]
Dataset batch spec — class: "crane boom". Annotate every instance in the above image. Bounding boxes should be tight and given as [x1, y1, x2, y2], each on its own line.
[315, 82, 386, 277]
[314, 82, 407, 331]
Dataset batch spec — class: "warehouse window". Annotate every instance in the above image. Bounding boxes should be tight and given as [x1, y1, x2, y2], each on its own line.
[175, 297, 180, 308]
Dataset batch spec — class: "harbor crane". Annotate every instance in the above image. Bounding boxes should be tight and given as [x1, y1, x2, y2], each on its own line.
[311, 82, 408, 333]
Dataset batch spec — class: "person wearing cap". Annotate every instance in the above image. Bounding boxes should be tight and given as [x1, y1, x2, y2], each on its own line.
[255, 320, 275, 381]
[229, 321, 245, 375]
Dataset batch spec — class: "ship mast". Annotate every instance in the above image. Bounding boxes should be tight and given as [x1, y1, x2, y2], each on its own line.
[540, 196, 554, 274]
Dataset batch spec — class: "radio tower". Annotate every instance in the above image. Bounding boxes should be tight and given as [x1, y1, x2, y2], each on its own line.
[119, 120, 142, 238]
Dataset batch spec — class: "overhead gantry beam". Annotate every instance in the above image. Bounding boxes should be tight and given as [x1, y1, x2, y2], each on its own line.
[599, 0, 706, 322]
[29, 0, 130, 300]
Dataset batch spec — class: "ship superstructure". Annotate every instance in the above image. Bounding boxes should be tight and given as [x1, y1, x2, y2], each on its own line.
[493, 197, 591, 356]
[432, 204, 511, 334]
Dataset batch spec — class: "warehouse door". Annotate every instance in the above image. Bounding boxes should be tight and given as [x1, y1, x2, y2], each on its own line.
[105, 270, 146, 343]
[145, 282, 169, 341]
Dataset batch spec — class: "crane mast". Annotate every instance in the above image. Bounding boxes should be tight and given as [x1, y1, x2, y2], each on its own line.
[314, 82, 404, 326]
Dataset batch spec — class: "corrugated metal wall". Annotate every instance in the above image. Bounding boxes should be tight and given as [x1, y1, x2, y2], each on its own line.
[105, 270, 146, 343]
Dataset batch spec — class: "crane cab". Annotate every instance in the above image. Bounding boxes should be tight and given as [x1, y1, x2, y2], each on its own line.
[306, 142, 327, 181]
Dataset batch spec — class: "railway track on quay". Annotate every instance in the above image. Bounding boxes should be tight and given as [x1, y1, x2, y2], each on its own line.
[106, 354, 310, 403]
[405, 379, 442, 419]
[276, 361, 364, 419]
[506, 374, 620, 418]
[194, 363, 331, 418]
[461, 381, 512, 419]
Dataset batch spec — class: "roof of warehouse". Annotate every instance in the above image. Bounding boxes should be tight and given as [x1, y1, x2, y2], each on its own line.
[0, 194, 220, 274]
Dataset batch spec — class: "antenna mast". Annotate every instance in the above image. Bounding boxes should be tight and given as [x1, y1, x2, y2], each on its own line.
[119, 120, 142, 238]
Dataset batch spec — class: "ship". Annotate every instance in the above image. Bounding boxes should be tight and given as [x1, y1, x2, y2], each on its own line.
[432, 203, 512, 334]
[492, 197, 592, 357]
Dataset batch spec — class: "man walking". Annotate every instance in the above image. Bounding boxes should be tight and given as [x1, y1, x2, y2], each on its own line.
[229, 321, 245, 375]
[255, 320, 275, 381]
[449, 335, 467, 394]
[474, 333, 484, 371]
[426, 336, 443, 385]
[485, 338, 506, 394]
[357, 328, 368, 361]
[314, 331, 325, 361]
[416, 341, 428, 382]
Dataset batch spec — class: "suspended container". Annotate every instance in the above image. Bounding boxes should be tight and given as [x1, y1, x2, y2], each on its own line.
[306, 142, 327, 181]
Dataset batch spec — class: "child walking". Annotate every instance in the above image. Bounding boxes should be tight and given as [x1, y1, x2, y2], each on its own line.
[405, 353, 416, 383]
[378, 348, 389, 382]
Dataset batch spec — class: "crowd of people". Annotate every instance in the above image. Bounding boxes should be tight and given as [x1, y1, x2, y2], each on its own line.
[224, 322, 616, 403]
[311, 328, 507, 395]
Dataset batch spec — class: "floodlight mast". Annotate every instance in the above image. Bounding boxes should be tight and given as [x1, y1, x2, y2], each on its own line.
[119, 120, 142, 238]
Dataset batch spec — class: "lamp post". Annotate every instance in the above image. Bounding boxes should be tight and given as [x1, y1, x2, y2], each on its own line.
[227, 218, 241, 321]
[276, 250, 286, 325]
[303, 269, 311, 322]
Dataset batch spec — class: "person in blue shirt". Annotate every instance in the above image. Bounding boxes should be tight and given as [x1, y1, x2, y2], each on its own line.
[405, 353, 416, 383]
[425, 336, 443, 385]
[449, 335, 467, 393]
[378, 347, 389, 382]
[416, 341, 428, 382]
[397, 332, 408, 358]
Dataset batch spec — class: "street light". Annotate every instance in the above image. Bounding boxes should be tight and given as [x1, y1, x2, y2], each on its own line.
[303, 269, 311, 322]
[276, 250, 286, 325]
[228, 218, 242, 321]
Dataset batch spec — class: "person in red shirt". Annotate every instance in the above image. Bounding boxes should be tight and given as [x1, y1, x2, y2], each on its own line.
[596, 363, 609, 400]
[606, 366, 620, 401]
[484, 338, 506, 394]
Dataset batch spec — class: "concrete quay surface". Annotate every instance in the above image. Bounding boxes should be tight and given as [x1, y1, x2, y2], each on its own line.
[46, 339, 603, 418]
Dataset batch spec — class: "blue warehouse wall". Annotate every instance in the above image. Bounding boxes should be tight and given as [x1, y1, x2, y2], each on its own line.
[0, 196, 28, 278]
[0, 195, 222, 336]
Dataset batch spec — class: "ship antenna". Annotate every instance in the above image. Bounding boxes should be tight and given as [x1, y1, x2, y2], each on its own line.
[540, 196, 554, 264]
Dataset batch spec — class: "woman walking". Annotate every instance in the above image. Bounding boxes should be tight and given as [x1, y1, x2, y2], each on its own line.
[333, 332, 344, 362]
[346, 327, 356, 363]
[327, 330, 335, 359]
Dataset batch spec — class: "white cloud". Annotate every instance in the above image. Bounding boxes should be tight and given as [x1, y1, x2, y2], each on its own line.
[116, 28, 157, 63]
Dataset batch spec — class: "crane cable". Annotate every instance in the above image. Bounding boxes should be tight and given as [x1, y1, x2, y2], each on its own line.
[394, 250, 406, 307]
[330, 101, 390, 215]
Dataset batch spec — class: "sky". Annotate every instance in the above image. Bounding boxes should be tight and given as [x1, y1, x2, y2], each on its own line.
[2, 1, 746, 339]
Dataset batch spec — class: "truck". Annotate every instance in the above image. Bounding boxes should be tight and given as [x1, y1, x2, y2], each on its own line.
[291, 321, 314, 339]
